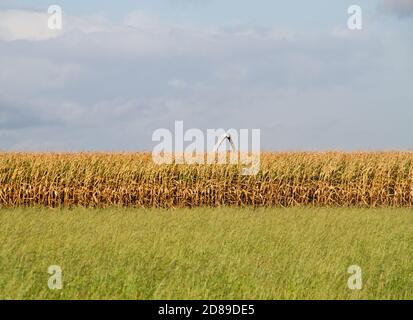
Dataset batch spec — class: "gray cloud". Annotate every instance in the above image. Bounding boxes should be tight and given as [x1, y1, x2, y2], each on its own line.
[0, 10, 412, 151]
[380, 0, 413, 18]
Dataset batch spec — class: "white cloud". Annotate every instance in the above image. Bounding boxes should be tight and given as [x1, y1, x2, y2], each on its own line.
[0, 10, 60, 41]
[123, 10, 165, 31]
[0, 9, 108, 41]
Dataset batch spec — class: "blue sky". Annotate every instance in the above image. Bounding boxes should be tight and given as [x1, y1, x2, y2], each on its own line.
[0, 1, 412, 151]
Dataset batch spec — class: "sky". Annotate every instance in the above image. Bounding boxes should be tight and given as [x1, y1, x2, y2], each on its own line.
[0, 0, 412, 151]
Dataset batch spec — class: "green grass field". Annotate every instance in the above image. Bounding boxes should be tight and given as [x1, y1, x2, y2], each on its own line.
[0, 207, 412, 300]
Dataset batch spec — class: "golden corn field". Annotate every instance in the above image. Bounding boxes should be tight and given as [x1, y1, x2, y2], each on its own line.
[1, 152, 413, 208]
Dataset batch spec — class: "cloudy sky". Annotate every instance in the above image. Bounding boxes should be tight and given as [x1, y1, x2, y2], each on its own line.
[0, 0, 412, 151]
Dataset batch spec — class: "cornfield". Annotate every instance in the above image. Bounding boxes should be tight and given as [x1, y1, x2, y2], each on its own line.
[1, 152, 413, 208]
